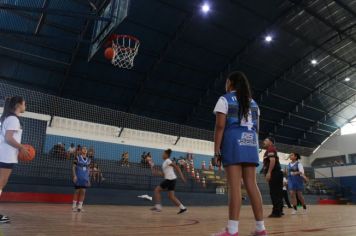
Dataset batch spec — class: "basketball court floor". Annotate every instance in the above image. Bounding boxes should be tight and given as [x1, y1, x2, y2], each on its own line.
[0, 204, 355, 235]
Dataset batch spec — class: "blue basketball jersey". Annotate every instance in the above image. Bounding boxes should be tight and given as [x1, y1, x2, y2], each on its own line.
[288, 162, 300, 176]
[222, 91, 259, 132]
[75, 155, 90, 182]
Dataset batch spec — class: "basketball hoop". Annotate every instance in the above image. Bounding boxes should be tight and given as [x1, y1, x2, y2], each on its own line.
[106, 34, 140, 69]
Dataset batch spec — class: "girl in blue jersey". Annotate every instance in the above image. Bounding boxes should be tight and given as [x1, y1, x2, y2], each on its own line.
[288, 152, 307, 214]
[0, 96, 28, 223]
[213, 72, 266, 236]
[72, 146, 91, 212]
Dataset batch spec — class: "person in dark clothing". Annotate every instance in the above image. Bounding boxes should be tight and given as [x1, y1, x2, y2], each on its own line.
[283, 175, 292, 208]
[262, 137, 283, 218]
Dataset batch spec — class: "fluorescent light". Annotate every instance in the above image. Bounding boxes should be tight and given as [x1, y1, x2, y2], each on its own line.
[345, 77, 350, 82]
[265, 35, 273, 42]
[201, 3, 210, 13]
[311, 59, 318, 65]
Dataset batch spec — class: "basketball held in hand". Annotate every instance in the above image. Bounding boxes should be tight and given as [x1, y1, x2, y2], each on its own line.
[18, 144, 36, 162]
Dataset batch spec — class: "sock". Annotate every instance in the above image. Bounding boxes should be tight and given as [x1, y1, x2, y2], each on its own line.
[179, 204, 186, 210]
[72, 200, 77, 208]
[227, 220, 239, 234]
[256, 221, 265, 231]
[78, 201, 83, 209]
[293, 205, 297, 210]
[155, 204, 162, 210]
[303, 205, 307, 210]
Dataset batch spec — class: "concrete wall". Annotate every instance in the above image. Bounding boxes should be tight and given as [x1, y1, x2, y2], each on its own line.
[310, 130, 356, 165]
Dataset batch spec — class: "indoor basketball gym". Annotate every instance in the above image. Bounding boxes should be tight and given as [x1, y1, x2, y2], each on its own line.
[0, 0, 356, 235]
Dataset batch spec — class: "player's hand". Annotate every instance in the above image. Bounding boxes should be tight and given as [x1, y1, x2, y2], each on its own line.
[265, 173, 271, 182]
[73, 176, 78, 183]
[19, 146, 30, 158]
[214, 153, 222, 167]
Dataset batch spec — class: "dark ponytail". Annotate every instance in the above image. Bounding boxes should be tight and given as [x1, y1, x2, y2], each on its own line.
[0, 96, 24, 124]
[227, 71, 252, 121]
[164, 149, 172, 157]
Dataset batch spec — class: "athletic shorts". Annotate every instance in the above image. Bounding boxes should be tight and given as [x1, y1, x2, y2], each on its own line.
[74, 186, 88, 190]
[160, 179, 177, 191]
[0, 162, 15, 169]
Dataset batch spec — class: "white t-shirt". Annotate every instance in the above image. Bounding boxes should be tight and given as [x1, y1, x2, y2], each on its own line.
[68, 147, 76, 153]
[0, 116, 22, 163]
[162, 159, 176, 180]
[290, 162, 304, 174]
[283, 177, 288, 190]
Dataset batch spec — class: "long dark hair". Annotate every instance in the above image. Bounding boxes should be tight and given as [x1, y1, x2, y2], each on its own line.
[0, 96, 24, 125]
[227, 71, 252, 121]
[164, 149, 172, 157]
[291, 152, 301, 160]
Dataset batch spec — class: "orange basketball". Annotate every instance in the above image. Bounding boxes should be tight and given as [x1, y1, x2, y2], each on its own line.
[18, 144, 36, 162]
[104, 47, 115, 60]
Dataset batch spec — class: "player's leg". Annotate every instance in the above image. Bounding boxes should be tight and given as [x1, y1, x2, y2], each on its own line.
[167, 190, 187, 214]
[72, 188, 80, 211]
[151, 185, 163, 212]
[77, 188, 86, 212]
[297, 190, 307, 212]
[283, 190, 292, 208]
[0, 167, 13, 223]
[219, 165, 242, 235]
[242, 165, 266, 235]
[289, 190, 297, 214]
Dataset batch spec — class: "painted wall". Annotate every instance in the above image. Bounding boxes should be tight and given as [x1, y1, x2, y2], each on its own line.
[310, 130, 356, 164]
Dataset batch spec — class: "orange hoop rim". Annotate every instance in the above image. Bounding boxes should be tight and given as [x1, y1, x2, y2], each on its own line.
[105, 34, 140, 48]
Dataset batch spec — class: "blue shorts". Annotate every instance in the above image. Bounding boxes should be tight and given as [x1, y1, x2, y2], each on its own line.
[74, 178, 90, 189]
[221, 127, 259, 167]
[0, 162, 15, 169]
[288, 176, 304, 191]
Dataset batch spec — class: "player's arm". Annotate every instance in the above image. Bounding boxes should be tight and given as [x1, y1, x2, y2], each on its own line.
[295, 163, 305, 176]
[5, 130, 23, 150]
[214, 112, 226, 166]
[151, 167, 163, 177]
[72, 160, 78, 183]
[171, 162, 186, 183]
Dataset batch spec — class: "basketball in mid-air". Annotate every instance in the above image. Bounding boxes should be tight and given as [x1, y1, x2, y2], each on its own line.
[104, 47, 115, 60]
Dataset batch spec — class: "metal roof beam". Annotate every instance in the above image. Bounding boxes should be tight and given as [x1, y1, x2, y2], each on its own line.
[0, 3, 108, 21]
[34, 0, 49, 35]
[334, 0, 356, 19]
[289, 0, 356, 45]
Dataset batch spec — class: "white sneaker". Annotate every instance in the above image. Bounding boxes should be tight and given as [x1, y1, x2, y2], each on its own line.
[291, 209, 297, 215]
[72, 207, 77, 212]
[77, 208, 85, 212]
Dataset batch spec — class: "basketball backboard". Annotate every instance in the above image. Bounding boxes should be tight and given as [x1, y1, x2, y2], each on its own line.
[88, 0, 130, 61]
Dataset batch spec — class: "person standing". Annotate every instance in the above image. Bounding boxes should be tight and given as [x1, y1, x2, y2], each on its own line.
[283, 175, 292, 209]
[0, 96, 28, 223]
[212, 71, 267, 236]
[288, 152, 307, 214]
[72, 146, 91, 212]
[262, 137, 283, 217]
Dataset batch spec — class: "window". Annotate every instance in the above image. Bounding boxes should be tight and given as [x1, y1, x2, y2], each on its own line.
[341, 117, 356, 135]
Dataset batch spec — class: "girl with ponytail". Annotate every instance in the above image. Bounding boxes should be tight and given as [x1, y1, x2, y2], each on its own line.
[0, 96, 27, 223]
[212, 72, 266, 236]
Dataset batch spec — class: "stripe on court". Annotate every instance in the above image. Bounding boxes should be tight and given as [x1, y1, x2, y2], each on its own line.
[0, 192, 72, 203]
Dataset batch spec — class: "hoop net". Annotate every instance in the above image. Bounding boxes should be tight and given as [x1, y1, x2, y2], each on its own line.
[110, 35, 140, 69]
